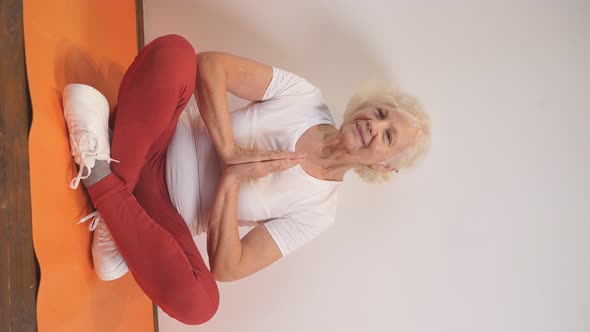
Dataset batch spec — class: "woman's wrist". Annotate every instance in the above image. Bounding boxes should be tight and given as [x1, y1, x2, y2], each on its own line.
[220, 142, 238, 163]
[221, 172, 242, 189]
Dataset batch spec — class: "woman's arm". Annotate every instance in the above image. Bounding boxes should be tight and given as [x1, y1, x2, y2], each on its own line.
[206, 174, 242, 280]
[207, 158, 303, 282]
[194, 51, 272, 161]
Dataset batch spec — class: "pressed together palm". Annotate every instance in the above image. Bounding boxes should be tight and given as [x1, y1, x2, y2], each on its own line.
[220, 143, 306, 184]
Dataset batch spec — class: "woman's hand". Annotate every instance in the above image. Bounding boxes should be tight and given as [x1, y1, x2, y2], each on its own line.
[222, 156, 304, 185]
[221, 143, 306, 166]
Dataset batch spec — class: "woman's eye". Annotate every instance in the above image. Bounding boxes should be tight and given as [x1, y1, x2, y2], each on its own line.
[378, 108, 385, 119]
[386, 131, 392, 144]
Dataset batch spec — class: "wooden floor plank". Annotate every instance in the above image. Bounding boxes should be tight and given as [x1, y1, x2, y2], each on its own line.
[0, 0, 38, 331]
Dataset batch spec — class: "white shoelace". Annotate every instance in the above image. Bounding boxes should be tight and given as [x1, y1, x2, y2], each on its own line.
[69, 130, 119, 189]
[76, 211, 111, 245]
[76, 210, 102, 231]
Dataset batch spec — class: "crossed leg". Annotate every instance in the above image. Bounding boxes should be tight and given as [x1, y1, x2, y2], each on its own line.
[86, 34, 219, 325]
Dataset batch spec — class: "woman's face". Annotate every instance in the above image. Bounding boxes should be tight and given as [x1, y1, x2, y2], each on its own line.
[339, 105, 419, 166]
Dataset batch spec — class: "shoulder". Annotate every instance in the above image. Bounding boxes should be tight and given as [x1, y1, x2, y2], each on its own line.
[262, 67, 322, 101]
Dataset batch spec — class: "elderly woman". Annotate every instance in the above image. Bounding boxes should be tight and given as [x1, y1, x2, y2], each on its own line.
[63, 34, 430, 325]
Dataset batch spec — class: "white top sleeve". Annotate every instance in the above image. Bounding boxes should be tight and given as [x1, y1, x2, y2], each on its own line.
[263, 209, 335, 257]
[262, 67, 320, 101]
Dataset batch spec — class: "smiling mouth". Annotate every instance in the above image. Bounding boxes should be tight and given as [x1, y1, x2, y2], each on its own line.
[356, 123, 365, 146]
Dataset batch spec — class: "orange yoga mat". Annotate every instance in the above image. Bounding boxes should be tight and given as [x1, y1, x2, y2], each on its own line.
[24, 1, 154, 331]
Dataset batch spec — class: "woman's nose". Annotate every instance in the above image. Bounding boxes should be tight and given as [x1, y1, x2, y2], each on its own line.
[367, 120, 377, 136]
[368, 119, 388, 136]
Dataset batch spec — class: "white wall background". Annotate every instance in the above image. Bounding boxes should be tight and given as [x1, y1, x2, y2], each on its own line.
[143, 1, 590, 331]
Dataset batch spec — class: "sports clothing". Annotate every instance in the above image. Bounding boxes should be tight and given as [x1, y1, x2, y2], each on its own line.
[165, 67, 341, 257]
[79, 34, 219, 325]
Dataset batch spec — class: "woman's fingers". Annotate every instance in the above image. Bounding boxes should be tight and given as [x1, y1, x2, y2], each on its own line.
[225, 146, 305, 165]
[254, 158, 300, 178]
[268, 150, 306, 161]
[270, 158, 301, 172]
[226, 157, 303, 183]
[248, 149, 305, 163]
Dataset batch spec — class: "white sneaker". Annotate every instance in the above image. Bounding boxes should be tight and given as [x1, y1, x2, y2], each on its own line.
[63, 83, 128, 280]
[77, 212, 129, 281]
[62, 83, 119, 189]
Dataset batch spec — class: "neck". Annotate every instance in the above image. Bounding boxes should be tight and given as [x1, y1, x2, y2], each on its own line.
[306, 125, 357, 181]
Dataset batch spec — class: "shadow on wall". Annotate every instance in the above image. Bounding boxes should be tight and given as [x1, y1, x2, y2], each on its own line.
[146, 0, 393, 118]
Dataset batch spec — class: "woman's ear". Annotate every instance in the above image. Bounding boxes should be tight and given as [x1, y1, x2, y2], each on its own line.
[368, 163, 397, 173]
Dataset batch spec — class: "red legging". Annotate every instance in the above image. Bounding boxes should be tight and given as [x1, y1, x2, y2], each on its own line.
[86, 34, 219, 325]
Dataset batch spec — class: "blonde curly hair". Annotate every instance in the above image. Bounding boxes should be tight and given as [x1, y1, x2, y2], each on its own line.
[343, 81, 432, 183]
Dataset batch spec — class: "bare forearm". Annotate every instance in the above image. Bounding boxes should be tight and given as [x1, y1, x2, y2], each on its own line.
[207, 175, 242, 278]
[194, 52, 273, 160]
[194, 53, 236, 158]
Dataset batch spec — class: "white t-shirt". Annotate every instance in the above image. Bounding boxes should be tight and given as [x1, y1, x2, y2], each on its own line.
[165, 67, 341, 257]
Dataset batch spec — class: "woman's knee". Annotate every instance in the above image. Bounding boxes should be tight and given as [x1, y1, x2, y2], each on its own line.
[164, 278, 220, 325]
[142, 34, 196, 90]
[153, 34, 195, 56]
[172, 294, 220, 325]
